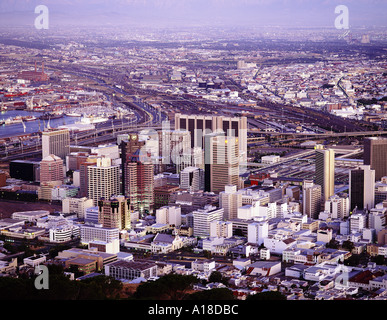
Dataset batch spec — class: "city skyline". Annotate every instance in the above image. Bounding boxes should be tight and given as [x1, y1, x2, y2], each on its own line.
[0, 0, 386, 305]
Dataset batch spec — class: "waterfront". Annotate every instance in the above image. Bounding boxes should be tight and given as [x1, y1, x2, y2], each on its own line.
[0, 110, 82, 138]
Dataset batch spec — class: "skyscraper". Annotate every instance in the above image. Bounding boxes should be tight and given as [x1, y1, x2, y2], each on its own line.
[302, 180, 322, 219]
[174, 113, 248, 163]
[120, 134, 146, 195]
[219, 185, 242, 220]
[123, 149, 154, 215]
[204, 133, 239, 194]
[180, 166, 204, 192]
[364, 137, 387, 181]
[87, 157, 120, 206]
[42, 128, 70, 160]
[349, 165, 375, 211]
[158, 128, 191, 173]
[79, 156, 98, 197]
[97, 195, 131, 230]
[315, 149, 335, 202]
[40, 154, 64, 184]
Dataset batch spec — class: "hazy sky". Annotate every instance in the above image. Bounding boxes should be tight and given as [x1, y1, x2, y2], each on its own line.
[0, 0, 386, 28]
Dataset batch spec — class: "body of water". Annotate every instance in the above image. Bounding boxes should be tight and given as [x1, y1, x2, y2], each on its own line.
[0, 110, 81, 138]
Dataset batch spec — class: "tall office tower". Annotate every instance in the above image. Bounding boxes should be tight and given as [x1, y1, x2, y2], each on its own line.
[204, 133, 239, 194]
[349, 165, 375, 211]
[79, 156, 98, 197]
[156, 206, 181, 227]
[219, 185, 242, 220]
[174, 113, 248, 164]
[123, 149, 154, 215]
[97, 195, 131, 230]
[364, 137, 387, 181]
[180, 166, 204, 192]
[324, 194, 350, 219]
[158, 129, 191, 173]
[40, 154, 64, 184]
[120, 134, 146, 195]
[192, 205, 224, 238]
[315, 149, 335, 202]
[87, 157, 120, 206]
[302, 180, 322, 219]
[42, 128, 70, 160]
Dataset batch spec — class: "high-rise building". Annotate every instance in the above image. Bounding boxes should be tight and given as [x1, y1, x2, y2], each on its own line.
[79, 156, 98, 197]
[204, 133, 239, 194]
[174, 113, 247, 163]
[192, 205, 224, 238]
[349, 165, 375, 211]
[120, 134, 146, 195]
[40, 154, 64, 184]
[156, 206, 181, 227]
[302, 180, 322, 219]
[97, 195, 131, 230]
[158, 129, 191, 173]
[324, 195, 349, 219]
[123, 149, 154, 215]
[180, 166, 204, 192]
[219, 185, 242, 220]
[87, 157, 120, 206]
[315, 149, 335, 202]
[364, 137, 387, 181]
[42, 128, 70, 160]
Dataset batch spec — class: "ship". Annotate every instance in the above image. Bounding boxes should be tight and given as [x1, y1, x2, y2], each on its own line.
[23, 115, 37, 121]
[66, 112, 82, 117]
[4, 116, 23, 125]
[39, 112, 64, 120]
[79, 115, 109, 124]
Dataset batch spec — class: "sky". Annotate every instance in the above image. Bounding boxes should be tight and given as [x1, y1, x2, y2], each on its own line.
[0, 0, 386, 28]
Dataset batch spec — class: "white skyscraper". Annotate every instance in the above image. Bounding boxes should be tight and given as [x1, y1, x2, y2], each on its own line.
[219, 185, 243, 220]
[315, 149, 335, 202]
[87, 157, 120, 205]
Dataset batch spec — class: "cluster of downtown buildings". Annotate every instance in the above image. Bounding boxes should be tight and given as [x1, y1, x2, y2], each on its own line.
[0, 27, 386, 300]
[1, 110, 387, 300]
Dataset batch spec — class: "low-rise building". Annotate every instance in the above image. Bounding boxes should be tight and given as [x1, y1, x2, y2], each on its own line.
[104, 260, 158, 281]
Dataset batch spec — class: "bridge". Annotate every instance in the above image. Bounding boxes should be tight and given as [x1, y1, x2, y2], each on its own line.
[247, 130, 387, 144]
[0, 124, 163, 162]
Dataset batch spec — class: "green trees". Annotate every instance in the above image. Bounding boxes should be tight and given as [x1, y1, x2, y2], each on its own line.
[0, 264, 123, 300]
[134, 274, 199, 300]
